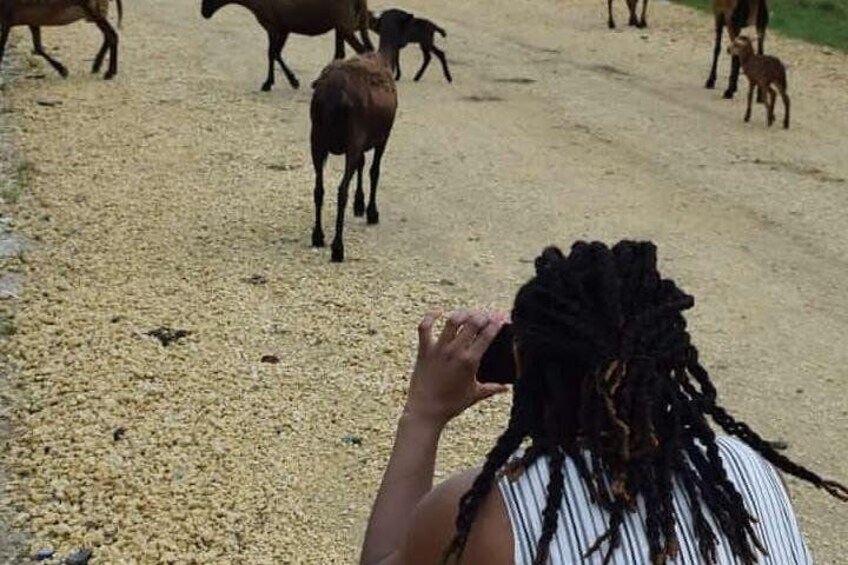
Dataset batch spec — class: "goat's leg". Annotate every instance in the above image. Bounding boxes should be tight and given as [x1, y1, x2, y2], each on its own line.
[608, 0, 616, 29]
[274, 33, 300, 89]
[311, 136, 328, 248]
[0, 23, 9, 73]
[29, 27, 69, 78]
[780, 87, 790, 129]
[353, 156, 366, 217]
[723, 26, 741, 99]
[80, 4, 118, 80]
[627, 0, 639, 26]
[744, 81, 754, 123]
[263, 31, 281, 91]
[766, 86, 777, 127]
[432, 46, 452, 83]
[754, 31, 767, 103]
[92, 40, 109, 74]
[334, 31, 345, 59]
[395, 51, 402, 81]
[638, 0, 649, 28]
[705, 15, 724, 89]
[331, 153, 359, 263]
[342, 31, 367, 55]
[414, 46, 433, 82]
[366, 143, 386, 225]
[360, 26, 375, 52]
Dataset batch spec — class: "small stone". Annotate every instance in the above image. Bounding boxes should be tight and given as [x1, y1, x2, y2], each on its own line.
[243, 274, 267, 285]
[36, 98, 63, 107]
[34, 547, 55, 561]
[260, 354, 280, 364]
[437, 278, 455, 286]
[113, 426, 127, 441]
[65, 549, 92, 565]
[146, 327, 190, 347]
[341, 435, 363, 447]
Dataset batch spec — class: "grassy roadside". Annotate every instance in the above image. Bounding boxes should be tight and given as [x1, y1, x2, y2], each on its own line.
[672, 0, 848, 51]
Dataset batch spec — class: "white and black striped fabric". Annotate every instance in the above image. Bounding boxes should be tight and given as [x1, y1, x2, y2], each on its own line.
[497, 436, 812, 564]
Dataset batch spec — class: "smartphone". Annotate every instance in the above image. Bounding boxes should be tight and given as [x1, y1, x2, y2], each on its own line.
[477, 323, 517, 384]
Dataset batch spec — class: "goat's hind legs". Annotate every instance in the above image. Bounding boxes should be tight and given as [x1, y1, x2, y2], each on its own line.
[366, 143, 386, 225]
[80, 3, 118, 79]
[311, 139, 328, 248]
[744, 81, 754, 123]
[353, 156, 366, 217]
[780, 87, 790, 129]
[766, 86, 777, 127]
[330, 152, 360, 262]
[29, 27, 69, 78]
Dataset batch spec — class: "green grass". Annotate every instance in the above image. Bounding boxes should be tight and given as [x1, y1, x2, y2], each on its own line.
[673, 0, 848, 51]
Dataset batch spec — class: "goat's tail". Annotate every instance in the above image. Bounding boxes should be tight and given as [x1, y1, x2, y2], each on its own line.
[434, 24, 447, 38]
[311, 83, 352, 155]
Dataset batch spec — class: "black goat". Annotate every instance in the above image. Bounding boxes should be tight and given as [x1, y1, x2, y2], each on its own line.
[369, 8, 452, 83]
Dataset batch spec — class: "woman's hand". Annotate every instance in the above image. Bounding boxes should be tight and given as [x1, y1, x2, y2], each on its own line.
[403, 310, 510, 428]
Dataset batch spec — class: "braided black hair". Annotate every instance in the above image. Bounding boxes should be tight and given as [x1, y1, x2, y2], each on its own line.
[442, 240, 848, 564]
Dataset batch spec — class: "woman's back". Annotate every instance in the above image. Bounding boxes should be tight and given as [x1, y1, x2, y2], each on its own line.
[498, 437, 812, 564]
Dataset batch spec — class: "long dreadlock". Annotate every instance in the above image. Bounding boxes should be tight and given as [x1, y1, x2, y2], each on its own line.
[442, 240, 848, 565]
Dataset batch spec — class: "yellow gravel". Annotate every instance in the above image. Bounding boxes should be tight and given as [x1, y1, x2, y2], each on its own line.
[1, 0, 847, 563]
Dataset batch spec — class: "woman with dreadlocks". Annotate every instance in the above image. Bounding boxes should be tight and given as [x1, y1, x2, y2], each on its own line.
[360, 240, 847, 565]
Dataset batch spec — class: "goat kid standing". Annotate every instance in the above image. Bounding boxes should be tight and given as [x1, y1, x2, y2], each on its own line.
[705, 0, 769, 99]
[729, 36, 789, 129]
[309, 11, 413, 263]
[369, 9, 452, 83]
[0, 0, 122, 80]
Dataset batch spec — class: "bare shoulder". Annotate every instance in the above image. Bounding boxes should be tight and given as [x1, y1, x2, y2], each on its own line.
[399, 468, 513, 565]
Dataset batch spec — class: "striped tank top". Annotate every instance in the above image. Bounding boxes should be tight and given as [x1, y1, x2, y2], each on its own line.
[497, 436, 812, 564]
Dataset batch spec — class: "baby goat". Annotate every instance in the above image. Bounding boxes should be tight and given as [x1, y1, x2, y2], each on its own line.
[309, 10, 414, 262]
[729, 36, 789, 129]
[0, 0, 122, 80]
[370, 8, 452, 83]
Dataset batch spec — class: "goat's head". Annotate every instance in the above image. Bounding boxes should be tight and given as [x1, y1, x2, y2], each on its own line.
[728, 36, 754, 58]
[376, 9, 415, 49]
[368, 10, 380, 33]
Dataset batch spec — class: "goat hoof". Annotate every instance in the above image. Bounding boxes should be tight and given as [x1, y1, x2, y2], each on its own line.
[722, 90, 735, 99]
[58, 67, 69, 79]
[312, 230, 325, 248]
[290, 79, 300, 90]
[353, 202, 365, 217]
[261, 82, 273, 92]
[608, 21, 616, 29]
[367, 210, 379, 225]
[331, 246, 345, 263]
[704, 79, 715, 89]
[103, 72, 116, 81]
[637, 20, 647, 28]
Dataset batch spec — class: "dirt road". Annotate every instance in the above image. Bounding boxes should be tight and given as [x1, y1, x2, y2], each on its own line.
[1, 0, 846, 562]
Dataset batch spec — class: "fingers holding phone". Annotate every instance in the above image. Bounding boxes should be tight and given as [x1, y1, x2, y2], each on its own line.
[405, 310, 510, 427]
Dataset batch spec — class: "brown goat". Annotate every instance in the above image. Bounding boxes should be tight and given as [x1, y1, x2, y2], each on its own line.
[369, 9, 452, 83]
[607, 0, 648, 29]
[201, 0, 374, 92]
[0, 0, 122, 80]
[705, 0, 769, 99]
[309, 11, 413, 263]
[729, 36, 789, 129]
